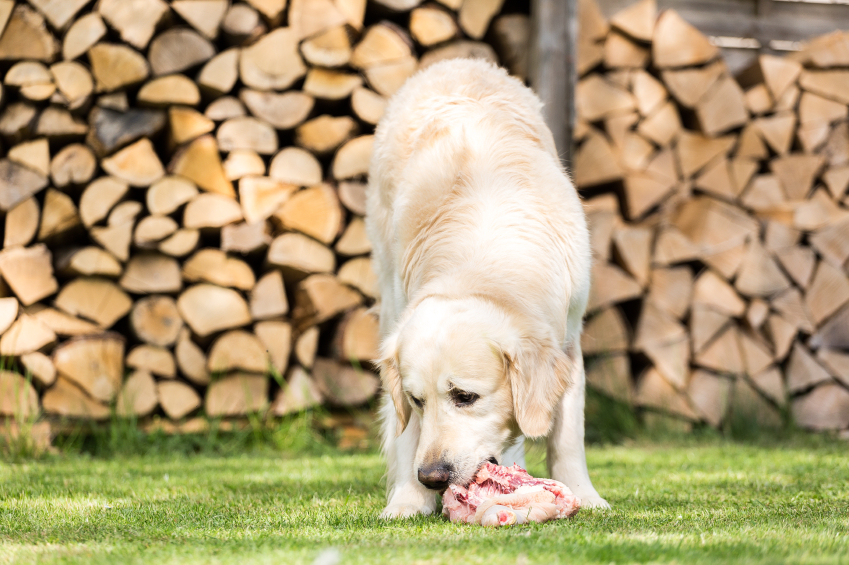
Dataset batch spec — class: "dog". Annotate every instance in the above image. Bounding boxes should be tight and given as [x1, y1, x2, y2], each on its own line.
[365, 59, 608, 519]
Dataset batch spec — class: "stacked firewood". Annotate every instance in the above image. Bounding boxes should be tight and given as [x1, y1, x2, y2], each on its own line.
[0, 0, 530, 432]
[576, 0, 849, 433]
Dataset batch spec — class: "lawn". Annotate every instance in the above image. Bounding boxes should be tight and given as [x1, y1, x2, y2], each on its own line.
[2, 436, 848, 565]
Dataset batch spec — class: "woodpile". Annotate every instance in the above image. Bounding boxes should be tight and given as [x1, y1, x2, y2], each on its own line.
[577, 0, 849, 433]
[0, 0, 528, 433]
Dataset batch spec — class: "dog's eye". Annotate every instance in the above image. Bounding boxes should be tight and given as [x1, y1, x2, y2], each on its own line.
[409, 395, 424, 408]
[451, 390, 479, 407]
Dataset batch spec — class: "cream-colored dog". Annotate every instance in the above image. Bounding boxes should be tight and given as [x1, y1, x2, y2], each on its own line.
[366, 59, 608, 519]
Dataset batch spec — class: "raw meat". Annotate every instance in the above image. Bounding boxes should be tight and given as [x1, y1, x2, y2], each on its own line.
[442, 462, 581, 526]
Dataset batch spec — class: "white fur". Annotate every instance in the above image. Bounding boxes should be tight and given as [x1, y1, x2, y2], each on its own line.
[366, 59, 609, 518]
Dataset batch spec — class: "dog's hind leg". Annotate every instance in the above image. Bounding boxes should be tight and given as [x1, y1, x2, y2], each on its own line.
[546, 343, 610, 509]
[379, 397, 438, 519]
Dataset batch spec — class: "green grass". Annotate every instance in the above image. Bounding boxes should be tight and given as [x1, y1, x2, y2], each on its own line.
[2, 434, 848, 565]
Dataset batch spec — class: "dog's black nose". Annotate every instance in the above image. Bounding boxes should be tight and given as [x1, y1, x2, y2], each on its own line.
[418, 463, 451, 490]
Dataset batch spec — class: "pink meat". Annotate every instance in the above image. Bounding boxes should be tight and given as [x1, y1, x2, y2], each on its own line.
[442, 462, 581, 526]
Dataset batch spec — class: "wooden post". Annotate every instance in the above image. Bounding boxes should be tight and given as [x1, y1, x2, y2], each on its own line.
[529, 0, 576, 163]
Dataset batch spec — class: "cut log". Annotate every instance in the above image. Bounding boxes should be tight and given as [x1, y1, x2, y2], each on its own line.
[337, 257, 378, 298]
[652, 10, 718, 68]
[612, 225, 652, 287]
[208, 330, 268, 373]
[293, 274, 363, 326]
[734, 239, 791, 297]
[338, 181, 367, 215]
[171, 0, 228, 40]
[42, 377, 109, 420]
[63, 13, 107, 61]
[176, 327, 210, 385]
[239, 176, 297, 224]
[0, 5, 57, 62]
[573, 132, 623, 188]
[775, 246, 816, 289]
[661, 61, 724, 108]
[604, 32, 649, 69]
[687, 370, 732, 427]
[696, 76, 748, 136]
[147, 176, 198, 216]
[50, 61, 94, 110]
[739, 330, 773, 377]
[576, 75, 635, 122]
[138, 75, 201, 107]
[255, 320, 292, 374]
[240, 28, 306, 90]
[116, 370, 158, 417]
[312, 357, 379, 406]
[7, 138, 49, 177]
[37, 189, 79, 242]
[457, 0, 504, 39]
[805, 261, 849, 326]
[810, 217, 849, 269]
[634, 302, 687, 351]
[675, 131, 736, 179]
[410, 7, 456, 46]
[692, 270, 746, 317]
[250, 270, 288, 320]
[62, 247, 122, 278]
[303, 68, 363, 100]
[222, 4, 265, 44]
[296, 115, 357, 155]
[0, 244, 58, 306]
[53, 334, 124, 402]
[159, 229, 201, 258]
[240, 89, 313, 130]
[275, 184, 343, 244]
[646, 267, 692, 319]
[295, 326, 320, 369]
[269, 147, 323, 187]
[622, 173, 675, 220]
[301, 25, 352, 66]
[772, 288, 815, 333]
[217, 116, 278, 155]
[182, 249, 256, 290]
[272, 366, 323, 416]
[55, 277, 132, 329]
[0, 297, 17, 336]
[87, 106, 166, 156]
[792, 383, 849, 431]
[20, 351, 55, 387]
[158, 380, 202, 420]
[198, 49, 239, 95]
[27, 305, 100, 337]
[787, 343, 832, 393]
[331, 308, 379, 362]
[335, 217, 371, 256]
[585, 354, 632, 404]
[130, 295, 183, 347]
[4, 197, 39, 248]
[221, 222, 271, 254]
[586, 262, 642, 313]
[148, 28, 215, 76]
[101, 138, 164, 187]
[120, 253, 182, 294]
[88, 43, 149, 92]
[90, 221, 133, 262]
[0, 159, 49, 212]
[610, 0, 655, 41]
[169, 135, 235, 197]
[224, 150, 266, 181]
[635, 367, 698, 420]
[818, 349, 849, 388]
[744, 84, 772, 115]
[177, 284, 251, 337]
[695, 324, 743, 375]
[127, 344, 176, 379]
[134, 216, 179, 248]
[746, 299, 770, 330]
[581, 307, 629, 355]
[205, 373, 268, 416]
[653, 227, 700, 266]
[183, 193, 243, 229]
[690, 305, 729, 354]
[98, 0, 169, 49]
[288, 0, 348, 39]
[0, 314, 55, 356]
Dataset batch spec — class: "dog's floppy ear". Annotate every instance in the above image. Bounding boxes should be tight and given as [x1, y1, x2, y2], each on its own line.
[505, 339, 574, 438]
[376, 332, 411, 437]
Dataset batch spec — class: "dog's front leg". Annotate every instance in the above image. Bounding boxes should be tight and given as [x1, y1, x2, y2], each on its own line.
[379, 397, 437, 519]
[547, 344, 610, 509]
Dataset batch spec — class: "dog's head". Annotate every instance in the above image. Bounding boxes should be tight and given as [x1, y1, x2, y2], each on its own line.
[377, 295, 574, 490]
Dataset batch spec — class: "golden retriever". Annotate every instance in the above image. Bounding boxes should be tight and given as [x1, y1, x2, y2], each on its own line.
[366, 59, 608, 519]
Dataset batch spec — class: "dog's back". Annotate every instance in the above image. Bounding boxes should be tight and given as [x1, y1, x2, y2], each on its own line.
[367, 59, 590, 342]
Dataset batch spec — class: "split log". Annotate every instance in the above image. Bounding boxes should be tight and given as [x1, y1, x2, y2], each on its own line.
[312, 357, 379, 406]
[332, 307, 379, 362]
[301, 26, 353, 67]
[183, 249, 256, 290]
[276, 184, 343, 244]
[87, 106, 166, 156]
[63, 13, 107, 60]
[176, 327, 210, 385]
[351, 87, 387, 125]
[55, 278, 132, 328]
[90, 221, 133, 262]
[79, 177, 128, 228]
[337, 257, 378, 298]
[42, 377, 109, 420]
[147, 176, 199, 216]
[116, 370, 158, 417]
[198, 49, 239, 95]
[239, 28, 306, 90]
[221, 222, 271, 254]
[138, 75, 201, 107]
[687, 370, 731, 427]
[60, 247, 122, 278]
[0, 245, 58, 306]
[120, 253, 182, 294]
[102, 138, 164, 187]
[792, 383, 849, 431]
[53, 334, 124, 402]
[208, 330, 269, 373]
[127, 344, 176, 378]
[250, 270, 288, 320]
[158, 380, 201, 420]
[224, 150, 266, 181]
[205, 373, 268, 416]
[240, 89, 313, 130]
[239, 176, 297, 224]
[7, 138, 49, 177]
[338, 181, 367, 215]
[272, 366, 323, 416]
[332, 135, 373, 180]
[134, 216, 179, 248]
[267, 233, 336, 276]
[149, 28, 215, 76]
[335, 217, 371, 256]
[303, 68, 363, 100]
[295, 326, 320, 369]
[170, 107, 215, 145]
[169, 135, 235, 197]
[171, 0, 228, 40]
[183, 193, 243, 229]
[255, 320, 292, 374]
[269, 147, 323, 187]
[27, 305, 100, 337]
[130, 295, 183, 347]
[293, 274, 363, 326]
[88, 43, 149, 92]
[20, 351, 55, 387]
[217, 116, 278, 155]
[0, 159, 49, 212]
[37, 189, 80, 242]
[0, 314, 56, 356]
[3, 198, 39, 248]
[177, 284, 251, 337]
[652, 10, 718, 68]
[296, 115, 358, 155]
[159, 229, 201, 258]
[206, 96, 245, 121]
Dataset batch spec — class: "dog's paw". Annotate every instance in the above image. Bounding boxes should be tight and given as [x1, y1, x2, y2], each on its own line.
[579, 496, 611, 510]
[380, 503, 433, 519]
